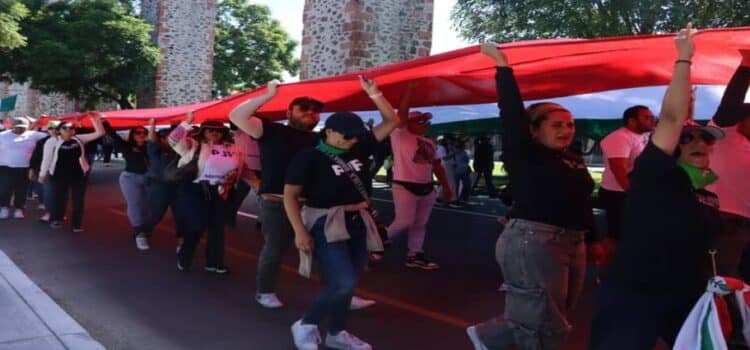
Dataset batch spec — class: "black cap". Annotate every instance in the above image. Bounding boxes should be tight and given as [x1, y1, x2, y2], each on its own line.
[200, 119, 227, 130]
[324, 112, 368, 138]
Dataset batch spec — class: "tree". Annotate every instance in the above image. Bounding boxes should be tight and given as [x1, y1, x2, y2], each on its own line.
[0, 0, 29, 49]
[0, 0, 160, 109]
[451, 0, 750, 43]
[213, 0, 299, 98]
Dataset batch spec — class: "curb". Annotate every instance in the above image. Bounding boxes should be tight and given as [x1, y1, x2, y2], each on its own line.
[0, 250, 106, 350]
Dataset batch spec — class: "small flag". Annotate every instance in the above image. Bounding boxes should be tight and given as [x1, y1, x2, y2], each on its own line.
[0, 95, 17, 112]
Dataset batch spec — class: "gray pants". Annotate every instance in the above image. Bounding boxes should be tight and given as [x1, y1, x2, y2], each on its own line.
[119, 171, 148, 231]
[256, 198, 295, 293]
[476, 219, 586, 350]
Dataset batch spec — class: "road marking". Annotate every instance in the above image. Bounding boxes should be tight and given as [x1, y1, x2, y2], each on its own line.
[108, 208, 473, 329]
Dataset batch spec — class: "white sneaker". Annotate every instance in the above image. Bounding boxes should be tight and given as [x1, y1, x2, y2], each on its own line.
[0, 207, 9, 219]
[135, 234, 150, 250]
[466, 326, 489, 350]
[325, 330, 372, 350]
[291, 320, 320, 350]
[37, 204, 45, 210]
[39, 213, 50, 222]
[13, 209, 24, 219]
[349, 296, 376, 310]
[256, 293, 284, 308]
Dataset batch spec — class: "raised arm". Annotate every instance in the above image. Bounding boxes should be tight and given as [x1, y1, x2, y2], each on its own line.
[480, 43, 531, 158]
[147, 118, 158, 143]
[360, 76, 399, 141]
[168, 111, 196, 156]
[713, 49, 750, 127]
[77, 112, 106, 144]
[396, 80, 418, 127]
[228, 80, 279, 139]
[652, 25, 695, 154]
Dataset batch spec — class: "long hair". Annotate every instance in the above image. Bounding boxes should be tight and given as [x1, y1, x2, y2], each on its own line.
[127, 126, 148, 144]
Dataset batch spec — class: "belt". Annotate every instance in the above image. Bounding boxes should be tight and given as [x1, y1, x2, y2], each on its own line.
[508, 218, 586, 236]
[260, 194, 306, 203]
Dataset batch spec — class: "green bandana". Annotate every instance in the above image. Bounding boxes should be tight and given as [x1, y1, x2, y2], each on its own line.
[677, 161, 718, 189]
[316, 140, 346, 155]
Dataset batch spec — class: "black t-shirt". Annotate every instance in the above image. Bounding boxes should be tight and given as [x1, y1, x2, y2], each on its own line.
[112, 134, 148, 174]
[496, 67, 595, 234]
[55, 140, 84, 178]
[605, 142, 722, 295]
[257, 118, 319, 195]
[286, 133, 378, 209]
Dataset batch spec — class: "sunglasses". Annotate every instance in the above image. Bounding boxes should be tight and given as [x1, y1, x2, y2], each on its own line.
[204, 128, 226, 134]
[60, 126, 75, 131]
[679, 131, 716, 146]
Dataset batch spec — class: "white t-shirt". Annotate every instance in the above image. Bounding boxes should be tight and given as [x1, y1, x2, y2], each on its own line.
[708, 123, 750, 219]
[194, 144, 242, 185]
[390, 128, 438, 183]
[600, 127, 649, 192]
[233, 131, 261, 171]
[0, 130, 47, 168]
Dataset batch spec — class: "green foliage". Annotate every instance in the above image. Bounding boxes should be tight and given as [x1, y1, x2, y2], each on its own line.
[0, 0, 160, 109]
[0, 0, 29, 49]
[213, 0, 299, 98]
[451, 0, 750, 42]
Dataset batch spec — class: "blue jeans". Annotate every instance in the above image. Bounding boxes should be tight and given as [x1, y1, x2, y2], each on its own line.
[302, 213, 368, 334]
[143, 178, 181, 236]
[588, 284, 697, 350]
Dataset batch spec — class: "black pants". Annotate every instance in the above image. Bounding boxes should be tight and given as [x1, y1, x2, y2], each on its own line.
[472, 168, 497, 197]
[101, 145, 114, 163]
[597, 188, 626, 240]
[0, 167, 30, 209]
[226, 180, 251, 224]
[176, 181, 228, 269]
[144, 178, 181, 237]
[51, 174, 88, 227]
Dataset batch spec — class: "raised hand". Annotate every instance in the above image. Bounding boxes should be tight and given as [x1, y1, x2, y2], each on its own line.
[186, 110, 195, 124]
[359, 75, 381, 96]
[480, 42, 508, 66]
[740, 49, 750, 65]
[267, 79, 280, 96]
[148, 118, 156, 128]
[675, 23, 696, 60]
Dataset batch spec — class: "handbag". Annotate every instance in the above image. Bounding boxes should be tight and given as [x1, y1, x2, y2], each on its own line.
[163, 144, 201, 183]
[317, 149, 390, 255]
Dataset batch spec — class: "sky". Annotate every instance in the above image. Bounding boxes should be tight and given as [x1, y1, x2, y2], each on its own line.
[247, 0, 744, 120]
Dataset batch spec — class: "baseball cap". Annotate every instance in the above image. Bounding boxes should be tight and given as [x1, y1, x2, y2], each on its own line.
[12, 117, 29, 128]
[682, 120, 725, 141]
[46, 121, 61, 129]
[324, 112, 368, 138]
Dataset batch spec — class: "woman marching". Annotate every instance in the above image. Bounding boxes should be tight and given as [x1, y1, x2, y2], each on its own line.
[169, 112, 247, 274]
[284, 76, 398, 350]
[39, 112, 106, 232]
[466, 43, 600, 350]
[105, 122, 151, 250]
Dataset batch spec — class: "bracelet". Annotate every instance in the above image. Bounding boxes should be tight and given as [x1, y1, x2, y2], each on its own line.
[675, 59, 692, 65]
[369, 92, 383, 99]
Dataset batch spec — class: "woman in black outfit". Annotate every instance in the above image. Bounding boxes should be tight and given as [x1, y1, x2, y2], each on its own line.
[467, 43, 599, 350]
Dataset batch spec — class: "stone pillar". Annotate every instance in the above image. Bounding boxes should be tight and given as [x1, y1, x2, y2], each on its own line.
[141, 0, 217, 107]
[301, 0, 433, 80]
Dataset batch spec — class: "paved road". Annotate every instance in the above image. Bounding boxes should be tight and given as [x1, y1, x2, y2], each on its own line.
[0, 162, 650, 350]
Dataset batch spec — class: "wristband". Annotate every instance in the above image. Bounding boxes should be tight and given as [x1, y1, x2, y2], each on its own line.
[675, 59, 692, 65]
[369, 92, 383, 99]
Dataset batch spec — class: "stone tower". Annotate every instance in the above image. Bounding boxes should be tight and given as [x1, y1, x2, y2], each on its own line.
[300, 0, 434, 80]
[140, 0, 217, 107]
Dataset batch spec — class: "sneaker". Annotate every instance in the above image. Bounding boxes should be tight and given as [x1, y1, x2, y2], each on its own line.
[39, 213, 50, 223]
[349, 296, 376, 311]
[448, 202, 464, 208]
[466, 326, 490, 350]
[325, 330, 372, 350]
[50, 221, 62, 229]
[204, 266, 230, 275]
[37, 204, 45, 210]
[0, 207, 9, 219]
[177, 260, 189, 272]
[405, 253, 440, 270]
[256, 293, 284, 308]
[72, 227, 84, 233]
[135, 234, 150, 250]
[175, 243, 182, 254]
[13, 209, 24, 219]
[291, 320, 320, 350]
